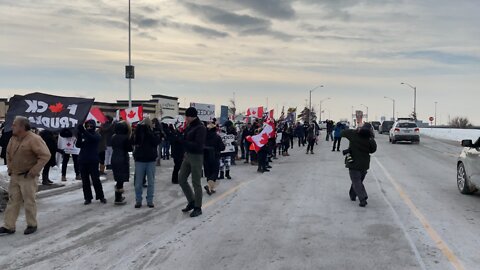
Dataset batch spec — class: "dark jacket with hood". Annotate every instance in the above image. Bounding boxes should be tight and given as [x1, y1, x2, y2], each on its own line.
[39, 129, 58, 167]
[205, 128, 225, 161]
[111, 122, 133, 182]
[183, 118, 206, 155]
[169, 129, 185, 160]
[341, 127, 377, 171]
[76, 120, 101, 164]
[0, 130, 13, 159]
[133, 123, 160, 162]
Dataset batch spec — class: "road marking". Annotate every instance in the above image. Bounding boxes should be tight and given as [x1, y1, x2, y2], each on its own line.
[373, 156, 465, 270]
[371, 168, 427, 270]
[109, 179, 252, 270]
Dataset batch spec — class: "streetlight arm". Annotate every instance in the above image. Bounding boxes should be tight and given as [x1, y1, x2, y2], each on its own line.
[401, 82, 415, 90]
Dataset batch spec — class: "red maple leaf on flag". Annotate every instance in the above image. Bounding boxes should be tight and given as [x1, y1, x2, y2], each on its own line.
[66, 143, 72, 147]
[49, 102, 64, 113]
[127, 110, 136, 119]
[259, 133, 270, 145]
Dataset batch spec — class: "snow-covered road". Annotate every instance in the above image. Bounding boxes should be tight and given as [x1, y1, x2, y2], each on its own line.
[1, 134, 479, 270]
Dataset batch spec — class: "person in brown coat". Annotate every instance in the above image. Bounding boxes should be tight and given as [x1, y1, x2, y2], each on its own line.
[0, 116, 51, 236]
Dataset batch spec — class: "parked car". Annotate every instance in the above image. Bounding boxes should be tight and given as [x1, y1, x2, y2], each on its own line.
[389, 121, 420, 144]
[457, 138, 480, 194]
[371, 121, 381, 131]
[318, 121, 327, 130]
[379, 121, 394, 134]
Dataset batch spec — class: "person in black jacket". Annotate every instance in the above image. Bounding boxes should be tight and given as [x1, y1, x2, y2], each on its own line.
[169, 124, 185, 184]
[178, 107, 207, 218]
[0, 128, 12, 165]
[39, 129, 57, 185]
[203, 124, 225, 195]
[111, 121, 133, 205]
[133, 118, 160, 208]
[242, 123, 252, 163]
[341, 123, 377, 207]
[76, 120, 106, 205]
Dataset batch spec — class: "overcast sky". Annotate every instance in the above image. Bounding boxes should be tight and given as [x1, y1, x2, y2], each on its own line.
[1, 0, 479, 124]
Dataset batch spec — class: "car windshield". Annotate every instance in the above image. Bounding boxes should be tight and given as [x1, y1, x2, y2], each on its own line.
[397, 123, 417, 128]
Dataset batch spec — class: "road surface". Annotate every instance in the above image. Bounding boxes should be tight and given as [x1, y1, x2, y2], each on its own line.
[1, 134, 479, 270]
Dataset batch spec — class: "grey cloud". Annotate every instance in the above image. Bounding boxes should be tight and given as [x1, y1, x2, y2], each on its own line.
[190, 25, 229, 38]
[230, 0, 296, 20]
[184, 2, 270, 29]
[183, 2, 294, 41]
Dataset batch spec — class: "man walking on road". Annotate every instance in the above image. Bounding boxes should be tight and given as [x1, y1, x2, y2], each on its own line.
[341, 123, 377, 207]
[178, 107, 207, 218]
[0, 116, 50, 236]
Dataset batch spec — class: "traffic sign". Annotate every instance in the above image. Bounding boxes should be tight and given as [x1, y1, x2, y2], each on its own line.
[429, 116, 434, 121]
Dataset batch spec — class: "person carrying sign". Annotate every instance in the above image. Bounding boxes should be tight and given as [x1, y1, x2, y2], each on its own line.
[0, 116, 51, 236]
[203, 124, 225, 195]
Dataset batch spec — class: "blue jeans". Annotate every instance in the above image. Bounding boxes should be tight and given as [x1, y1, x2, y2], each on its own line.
[134, 161, 156, 204]
[162, 141, 170, 159]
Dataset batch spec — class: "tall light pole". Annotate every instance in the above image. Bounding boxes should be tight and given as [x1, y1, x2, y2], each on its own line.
[434, 101, 438, 126]
[360, 104, 369, 122]
[125, 0, 134, 108]
[384, 96, 395, 121]
[401, 82, 417, 120]
[319, 97, 331, 122]
[308, 85, 323, 123]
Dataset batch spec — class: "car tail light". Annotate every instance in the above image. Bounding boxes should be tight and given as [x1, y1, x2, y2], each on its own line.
[414, 128, 420, 133]
[395, 128, 400, 132]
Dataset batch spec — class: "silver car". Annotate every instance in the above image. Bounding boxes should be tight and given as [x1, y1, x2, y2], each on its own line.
[457, 138, 480, 194]
[389, 121, 420, 144]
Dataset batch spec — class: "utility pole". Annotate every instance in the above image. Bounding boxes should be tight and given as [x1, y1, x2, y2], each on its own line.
[125, 0, 134, 108]
[434, 101, 438, 126]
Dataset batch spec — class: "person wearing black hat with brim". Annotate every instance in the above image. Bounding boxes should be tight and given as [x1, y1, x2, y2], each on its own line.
[178, 107, 207, 217]
[341, 123, 377, 207]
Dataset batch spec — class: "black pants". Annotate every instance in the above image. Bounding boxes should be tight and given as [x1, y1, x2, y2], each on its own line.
[62, 154, 79, 176]
[333, 138, 341, 151]
[80, 162, 105, 201]
[42, 165, 51, 181]
[172, 157, 183, 183]
[349, 169, 368, 202]
[307, 139, 315, 152]
[258, 148, 268, 170]
[290, 137, 294, 149]
[298, 137, 304, 147]
[326, 132, 333, 141]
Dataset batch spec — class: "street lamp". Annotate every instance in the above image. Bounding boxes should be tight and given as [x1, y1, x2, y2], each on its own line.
[401, 82, 417, 120]
[384, 96, 395, 121]
[360, 104, 369, 122]
[319, 97, 331, 122]
[308, 85, 324, 123]
[125, 0, 133, 108]
[434, 101, 438, 126]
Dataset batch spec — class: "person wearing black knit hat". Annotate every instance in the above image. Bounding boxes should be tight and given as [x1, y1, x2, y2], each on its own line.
[178, 107, 207, 217]
[341, 123, 377, 207]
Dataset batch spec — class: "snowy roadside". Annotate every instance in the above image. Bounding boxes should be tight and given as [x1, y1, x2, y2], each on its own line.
[420, 128, 480, 142]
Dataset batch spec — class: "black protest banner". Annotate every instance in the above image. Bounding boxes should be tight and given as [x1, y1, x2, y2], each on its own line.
[5, 92, 94, 132]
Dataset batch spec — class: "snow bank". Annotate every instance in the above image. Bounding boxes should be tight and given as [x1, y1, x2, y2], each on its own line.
[420, 128, 480, 142]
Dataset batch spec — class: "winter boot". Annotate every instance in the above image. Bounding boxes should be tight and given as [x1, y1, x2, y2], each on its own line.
[219, 171, 225, 180]
[114, 189, 126, 205]
[190, 207, 202, 217]
[75, 174, 82, 180]
[225, 170, 232, 180]
[182, 201, 195, 212]
[61, 176, 67, 182]
[106, 165, 112, 170]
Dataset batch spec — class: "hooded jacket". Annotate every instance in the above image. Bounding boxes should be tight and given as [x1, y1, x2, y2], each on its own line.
[76, 120, 101, 164]
[341, 128, 377, 171]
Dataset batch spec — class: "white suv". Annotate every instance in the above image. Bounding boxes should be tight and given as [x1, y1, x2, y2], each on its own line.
[389, 121, 420, 144]
[457, 138, 480, 194]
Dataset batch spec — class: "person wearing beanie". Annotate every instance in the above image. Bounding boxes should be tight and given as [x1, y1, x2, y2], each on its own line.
[341, 123, 377, 207]
[76, 120, 106, 205]
[178, 107, 207, 217]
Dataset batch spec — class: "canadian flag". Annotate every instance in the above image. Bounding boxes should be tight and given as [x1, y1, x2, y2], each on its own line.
[246, 120, 275, 152]
[86, 107, 107, 125]
[120, 106, 144, 124]
[268, 109, 274, 119]
[246, 107, 264, 119]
